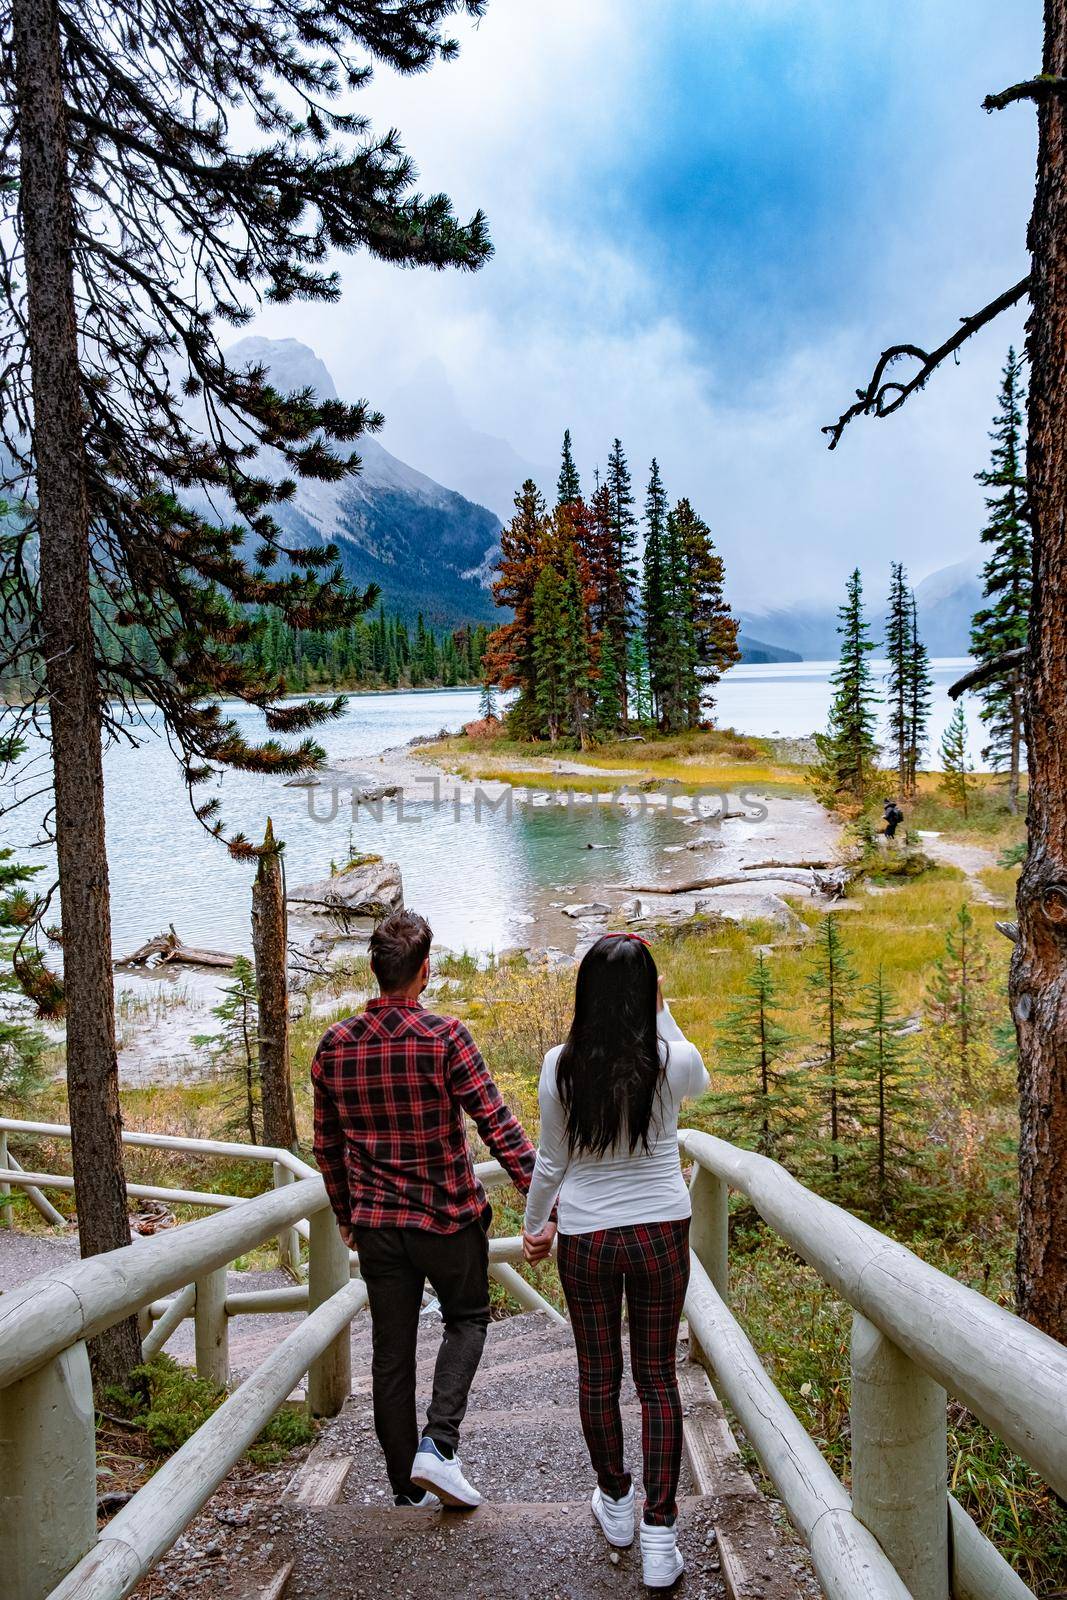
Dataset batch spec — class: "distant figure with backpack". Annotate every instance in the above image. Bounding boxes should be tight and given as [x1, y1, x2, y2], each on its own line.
[883, 798, 904, 839]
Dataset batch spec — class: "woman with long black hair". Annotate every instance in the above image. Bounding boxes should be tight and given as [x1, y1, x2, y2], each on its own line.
[522, 932, 708, 1590]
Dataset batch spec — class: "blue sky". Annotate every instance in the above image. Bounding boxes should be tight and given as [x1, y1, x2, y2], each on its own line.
[250, 1, 1041, 606]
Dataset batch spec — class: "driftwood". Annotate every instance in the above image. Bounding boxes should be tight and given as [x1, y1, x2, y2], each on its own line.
[114, 925, 237, 971]
[615, 866, 853, 898]
[742, 859, 834, 871]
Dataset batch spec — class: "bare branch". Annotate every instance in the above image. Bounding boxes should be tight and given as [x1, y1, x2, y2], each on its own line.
[948, 647, 1027, 700]
[984, 76, 1067, 113]
[823, 276, 1031, 450]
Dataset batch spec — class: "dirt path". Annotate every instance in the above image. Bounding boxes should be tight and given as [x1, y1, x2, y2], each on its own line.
[918, 833, 1008, 907]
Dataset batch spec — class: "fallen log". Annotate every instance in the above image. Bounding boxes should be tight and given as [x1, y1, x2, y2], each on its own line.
[115, 925, 237, 971]
[742, 859, 834, 871]
[614, 869, 830, 895]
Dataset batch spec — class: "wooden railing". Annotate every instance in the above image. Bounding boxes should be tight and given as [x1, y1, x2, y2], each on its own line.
[0, 1117, 562, 1600]
[680, 1128, 1067, 1600]
[2, 1118, 1063, 1600]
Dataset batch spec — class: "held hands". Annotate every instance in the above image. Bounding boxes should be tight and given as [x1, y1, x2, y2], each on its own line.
[522, 1221, 557, 1264]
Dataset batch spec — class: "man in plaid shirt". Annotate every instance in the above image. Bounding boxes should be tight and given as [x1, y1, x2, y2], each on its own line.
[312, 909, 543, 1510]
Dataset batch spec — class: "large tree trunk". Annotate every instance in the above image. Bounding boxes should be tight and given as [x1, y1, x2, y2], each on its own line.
[1013, 0, 1067, 1340]
[13, 0, 139, 1382]
[251, 820, 298, 1152]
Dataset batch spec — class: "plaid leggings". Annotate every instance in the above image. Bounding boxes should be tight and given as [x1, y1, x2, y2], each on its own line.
[557, 1219, 691, 1525]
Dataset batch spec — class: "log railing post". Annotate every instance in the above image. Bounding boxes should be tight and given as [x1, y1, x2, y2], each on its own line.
[0, 1131, 11, 1227]
[688, 1161, 729, 1370]
[194, 1266, 229, 1389]
[850, 1312, 949, 1600]
[274, 1161, 300, 1275]
[0, 1341, 97, 1600]
[308, 1206, 352, 1416]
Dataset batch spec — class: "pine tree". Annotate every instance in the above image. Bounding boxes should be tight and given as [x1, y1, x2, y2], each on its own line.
[939, 703, 973, 817]
[970, 347, 1032, 813]
[849, 967, 931, 1217]
[675, 498, 740, 727]
[0, 844, 49, 1104]
[657, 502, 695, 732]
[487, 480, 550, 738]
[712, 953, 801, 1159]
[805, 914, 860, 1185]
[604, 439, 638, 721]
[532, 565, 568, 742]
[560, 546, 594, 749]
[1, 0, 491, 1384]
[595, 620, 624, 735]
[812, 568, 880, 806]
[626, 630, 654, 725]
[194, 957, 261, 1143]
[642, 460, 670, 724]
[905, 591, 933, 797]
[923, 904, 1005, 1101]
[478, 677, 499, 721]
[885, 562, 911, 801]
[557, 429, 582, 508]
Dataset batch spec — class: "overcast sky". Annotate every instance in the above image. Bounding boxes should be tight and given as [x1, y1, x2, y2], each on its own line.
[248, 1, 1039, 608]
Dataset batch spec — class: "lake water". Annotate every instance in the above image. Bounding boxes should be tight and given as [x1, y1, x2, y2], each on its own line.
[2, 659, 985, 964]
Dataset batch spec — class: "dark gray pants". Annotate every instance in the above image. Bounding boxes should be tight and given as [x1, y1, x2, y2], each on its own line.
[354, 1215, 491, 1497]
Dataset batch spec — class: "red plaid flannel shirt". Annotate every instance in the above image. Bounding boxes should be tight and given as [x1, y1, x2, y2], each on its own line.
[311, 997, 537, 1233]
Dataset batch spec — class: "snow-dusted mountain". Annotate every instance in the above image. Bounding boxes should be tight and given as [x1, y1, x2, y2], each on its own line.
[223, 338, 502, 627]
[738, 553, 984, 660]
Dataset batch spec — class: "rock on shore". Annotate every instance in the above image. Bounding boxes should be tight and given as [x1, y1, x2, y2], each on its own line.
[287, 854, 403, 919]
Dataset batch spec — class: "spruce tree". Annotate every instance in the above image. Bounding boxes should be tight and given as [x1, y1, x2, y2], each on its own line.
[712, 953, 800, 1159]
[812, 568, 880, 806]
[604, 439, 638, 720]
[626, 631, 653, 725]
[805, 914, 860, 1185]
[676, 498, 740, 728]
[557, 429, 582, 508]
[970, 347, 1033, 813]
[1, 0, 490, 1384]
[641, 460, 669, 725]
[487, 480, 550, 738]
[849, 967, 931, 1217]
[923, 904, 1004, 1101]
[560, 546, 593, 749]
[478, 677, 499, 721]
[939, 703, 973, 817]
[595, 620, 624, 735]
[885, 562, 911, 801]
[532, 565, 567, 742]
[905, 591, 934, 797]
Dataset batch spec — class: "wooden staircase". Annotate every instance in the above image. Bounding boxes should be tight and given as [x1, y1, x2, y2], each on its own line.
[176, 1312, 818, 1600]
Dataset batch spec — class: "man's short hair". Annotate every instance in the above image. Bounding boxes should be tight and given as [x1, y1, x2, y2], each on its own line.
[369, 910, 432, 991]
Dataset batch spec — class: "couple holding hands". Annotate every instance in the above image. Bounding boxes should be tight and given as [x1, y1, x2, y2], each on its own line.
[312, 909, 708, 1591]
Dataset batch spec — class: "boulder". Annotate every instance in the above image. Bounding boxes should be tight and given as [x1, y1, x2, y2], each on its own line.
[288, 854, 403, 919]
[562, 901, 612, 919]
[695, 892, 806, 935]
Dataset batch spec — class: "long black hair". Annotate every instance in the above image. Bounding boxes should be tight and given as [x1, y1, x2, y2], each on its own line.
[555, 933, 665, 1157]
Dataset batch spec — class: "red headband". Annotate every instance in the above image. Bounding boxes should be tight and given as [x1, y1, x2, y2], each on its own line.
[601, 931, 652, 949]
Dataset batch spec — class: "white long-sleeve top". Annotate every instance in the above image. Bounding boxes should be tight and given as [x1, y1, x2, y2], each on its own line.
[523, 1004, 709, 1238]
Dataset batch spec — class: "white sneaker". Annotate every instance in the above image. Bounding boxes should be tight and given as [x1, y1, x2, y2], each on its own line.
[409, 1438, 482, 1509]
[592, 1485, 635, 1548]
[640, 1520, 684, 1590]
[394, 1489, 440, 1509]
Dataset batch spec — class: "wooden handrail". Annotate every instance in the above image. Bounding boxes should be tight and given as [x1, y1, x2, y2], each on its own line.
[0, 1176, 327, 1389]
[680, 1128, 1067, 1502]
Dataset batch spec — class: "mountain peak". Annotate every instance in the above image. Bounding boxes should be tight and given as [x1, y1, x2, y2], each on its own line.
[226, 336, 339, 402]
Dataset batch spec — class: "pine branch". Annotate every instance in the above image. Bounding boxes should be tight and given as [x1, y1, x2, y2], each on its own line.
[983, 76, 1067, 113]
[947, 647, 1026, 700]
[823, 277, 1031, 450]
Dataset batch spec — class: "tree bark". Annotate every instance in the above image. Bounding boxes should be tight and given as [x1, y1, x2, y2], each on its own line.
[1013, 0, 1067, 1340]
[251, 819, 298, 1152]
[12, 0, 139, 1380]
